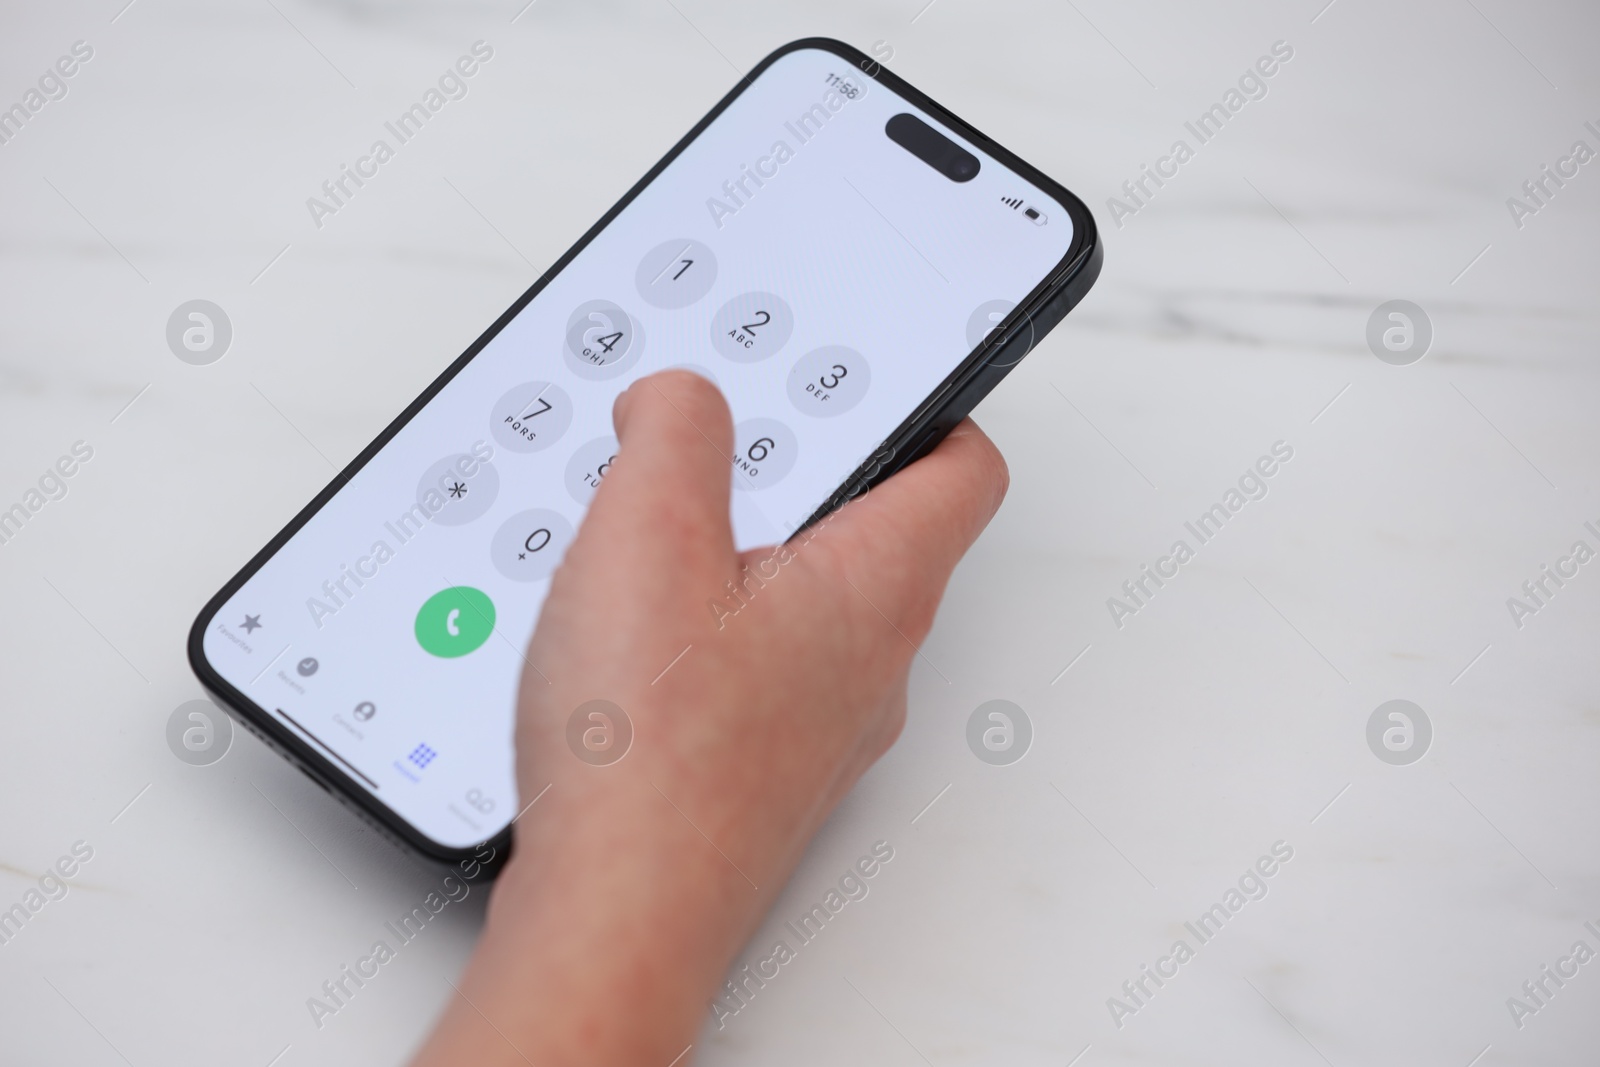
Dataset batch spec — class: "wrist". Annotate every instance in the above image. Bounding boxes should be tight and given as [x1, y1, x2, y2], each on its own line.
[417, 782, 762, 1066]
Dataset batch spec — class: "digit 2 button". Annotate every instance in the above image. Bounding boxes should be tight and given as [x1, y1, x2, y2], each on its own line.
[635, 239, 718, 309]
[711, 292, 794, 363]
[787, 346, 871, 417]
[732, 418, 798, 490]
[490, 508, 574, 582]
[565, 300, 644, 380]
[490, 382, 574, 453]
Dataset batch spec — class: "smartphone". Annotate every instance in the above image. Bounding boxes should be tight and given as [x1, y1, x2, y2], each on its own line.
[188, 38, 1101, 863]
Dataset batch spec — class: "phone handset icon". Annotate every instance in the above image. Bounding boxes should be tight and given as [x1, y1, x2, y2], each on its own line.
[416, 587, 494, 658]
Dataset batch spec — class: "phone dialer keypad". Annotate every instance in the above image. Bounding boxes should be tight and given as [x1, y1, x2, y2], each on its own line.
[490, 381, 574, 453]
[786, 346, 870, 417]
[635, 238, 718, 309]
[711, 291, 795, 364]
[565, 300, 644, 379]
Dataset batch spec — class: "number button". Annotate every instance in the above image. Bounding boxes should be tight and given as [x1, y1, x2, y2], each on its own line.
[490, 381, 574, 453]
[732, 418, 799, 491]
[491, 508, 574, 582]
[565, 300, 644, 380]
[635, 238, 718, 309]
[564, 435, 621, 505]
[711, 292, 795, 364]
[786, 346, 871, 418]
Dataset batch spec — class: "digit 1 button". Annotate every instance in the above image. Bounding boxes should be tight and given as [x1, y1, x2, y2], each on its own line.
[732, 418, 799, 491]
[490, 508, 574, 582]
[711, 292, 795, 364]
[635, 238, 718, 309]
[786, 346, 871, 418]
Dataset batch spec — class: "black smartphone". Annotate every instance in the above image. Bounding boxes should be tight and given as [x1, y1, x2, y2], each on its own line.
[188, 38, 1101, 863]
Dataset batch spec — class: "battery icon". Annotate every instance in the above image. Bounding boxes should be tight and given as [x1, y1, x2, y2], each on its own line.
[1023, 205, 1047, 225]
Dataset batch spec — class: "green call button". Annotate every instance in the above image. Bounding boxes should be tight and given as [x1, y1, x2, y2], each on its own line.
[415, 586, 496, 658]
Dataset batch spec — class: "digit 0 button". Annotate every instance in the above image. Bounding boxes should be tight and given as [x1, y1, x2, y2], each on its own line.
[732, 418, 798, 490]
[415, 587, 495, 658]
[490, 508, 573, 582]
[711, 292, 794, 363]
[787, 346, 871, 417]
[635, 238, 718, 309]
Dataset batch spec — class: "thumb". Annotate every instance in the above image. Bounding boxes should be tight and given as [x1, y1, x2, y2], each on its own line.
[795, 419, 1008, 639]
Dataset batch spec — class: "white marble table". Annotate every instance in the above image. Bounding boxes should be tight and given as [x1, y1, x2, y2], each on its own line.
[2, 0, 1596, 1064]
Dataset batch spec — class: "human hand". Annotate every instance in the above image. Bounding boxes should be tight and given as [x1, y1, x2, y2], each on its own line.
[412, 370, 1007, 1066]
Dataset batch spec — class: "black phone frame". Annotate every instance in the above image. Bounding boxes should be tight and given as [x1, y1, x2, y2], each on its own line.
[188, 36, 1102, 866]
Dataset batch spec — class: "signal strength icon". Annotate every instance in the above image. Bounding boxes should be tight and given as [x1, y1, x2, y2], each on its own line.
[1001, 196, 1024, 209]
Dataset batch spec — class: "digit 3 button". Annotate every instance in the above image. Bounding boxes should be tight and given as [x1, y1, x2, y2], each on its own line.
[635, 238, 718, 309]
[564, 300, 644, 380]
[415, 587, 495, 658]
[490, 508, 574, 582]
[564, 435, 620, 506]
[417, 452, 499, 526]
[731, 418, 798, 491]
[711, 292, 795, 363]
[787, 346, 871, 417]
[489, 381, 574, 453]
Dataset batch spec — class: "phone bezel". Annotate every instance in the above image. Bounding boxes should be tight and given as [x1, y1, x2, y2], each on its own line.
[187, 36, 1102, 865]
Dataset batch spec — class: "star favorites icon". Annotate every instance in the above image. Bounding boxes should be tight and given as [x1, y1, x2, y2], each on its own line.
[240, 614, 262, 633]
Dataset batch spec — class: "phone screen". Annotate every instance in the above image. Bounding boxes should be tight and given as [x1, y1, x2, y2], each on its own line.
[198, 43, 1077, 851]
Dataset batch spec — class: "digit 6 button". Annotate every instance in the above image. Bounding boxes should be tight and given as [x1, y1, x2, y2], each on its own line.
[732, 418, 798, 490]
